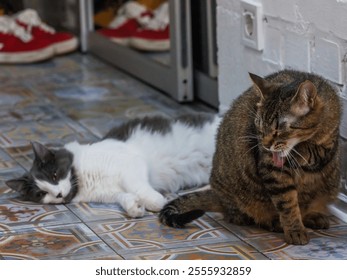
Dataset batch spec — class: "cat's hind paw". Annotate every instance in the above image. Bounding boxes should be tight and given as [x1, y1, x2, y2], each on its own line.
[303, 212, 330, 229]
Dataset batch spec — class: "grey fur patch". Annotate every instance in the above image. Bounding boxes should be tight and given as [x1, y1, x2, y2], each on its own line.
[6, 173, 45, 203]
[175, 113, 215, 128]
[104, 116, 172, 141]
[104, 113, 216, 141]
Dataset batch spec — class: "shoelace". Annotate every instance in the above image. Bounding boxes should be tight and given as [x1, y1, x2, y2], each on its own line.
[140, 2, 169, 31]
[0, 16, 32, 43]
[109, 1, 149, 28]
[107, 1, 168, 31]
[16, 9, 56, 34]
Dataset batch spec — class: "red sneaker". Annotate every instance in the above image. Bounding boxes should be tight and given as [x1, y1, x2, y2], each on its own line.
[98, 1, 151, 46]
[130, 25, 169, 51]
[0, 16, 54, 63]
[129, 2, 170, 51]
[98, 18, 140, 45]
[15, 9, 78, 55]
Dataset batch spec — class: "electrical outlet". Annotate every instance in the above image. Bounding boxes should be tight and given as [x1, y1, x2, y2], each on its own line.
[241, 0, 264, 51]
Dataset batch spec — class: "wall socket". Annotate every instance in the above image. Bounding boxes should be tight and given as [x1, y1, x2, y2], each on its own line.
[241, 0, 264, 51]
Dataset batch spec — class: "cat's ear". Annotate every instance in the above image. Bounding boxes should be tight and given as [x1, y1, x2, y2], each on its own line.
[31, 141, 54, 163]
[5, 176, 28, 194]
[249, 73, 271, 100]
[290, 80, 317, 116]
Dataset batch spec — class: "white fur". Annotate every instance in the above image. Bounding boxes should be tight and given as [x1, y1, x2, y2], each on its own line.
[39, 116, 221, 217]
[36, 172, 71, 204]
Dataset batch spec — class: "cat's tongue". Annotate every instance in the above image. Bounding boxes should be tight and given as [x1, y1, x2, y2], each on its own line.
[272, 152, 285, 168]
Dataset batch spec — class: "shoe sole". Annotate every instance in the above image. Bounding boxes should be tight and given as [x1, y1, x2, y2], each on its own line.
[0, 45, 54, 64]
[129, 38, 170, 51]
[54, 37, 79, 55]
[110, 37, 130, 46]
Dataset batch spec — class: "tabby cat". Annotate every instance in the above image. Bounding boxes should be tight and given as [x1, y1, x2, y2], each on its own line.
[160, 69, 342, 245]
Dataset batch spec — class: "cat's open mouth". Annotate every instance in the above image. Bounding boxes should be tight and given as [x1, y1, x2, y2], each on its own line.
[272, 151, 286, 168]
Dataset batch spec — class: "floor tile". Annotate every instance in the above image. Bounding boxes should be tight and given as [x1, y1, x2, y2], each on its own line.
[0, 148, 20, 170]
[214, 215, 347, 259]
[0, 118, 96, 148]
[0, 166, 27, 199]
[41, 81, 127, 106]
[87, 216, 240, 256]
[124, 241, 269, 260]
[0, 223, 118, 260]
[1, 53, 346, 260]
[0, 105, 63, 124]
[256, 230, 347, 260]
[60, 98, 164, 138]
[0, 198, 80, 230]
[67, 202, 155, 223]
[0, 84, 47, 109]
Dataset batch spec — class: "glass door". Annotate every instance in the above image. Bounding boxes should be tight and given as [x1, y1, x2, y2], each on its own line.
[82, 0, 193, 102]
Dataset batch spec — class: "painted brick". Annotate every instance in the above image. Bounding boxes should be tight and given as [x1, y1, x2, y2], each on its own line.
[298, 0, 347, 39]
[262, 1, 296, 22]
[311, 38, 342, 84]
[284, 32, 310, 71]
[341, 97, 347, 139]
[263, 27, 282, 65]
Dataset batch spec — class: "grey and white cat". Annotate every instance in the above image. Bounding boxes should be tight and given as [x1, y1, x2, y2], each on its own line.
[6, 113, 221, 217]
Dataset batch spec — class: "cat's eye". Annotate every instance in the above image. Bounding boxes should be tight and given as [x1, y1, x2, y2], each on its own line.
[52, 172, 57, 182]
[290, 125, 308, 130]
[36, 191, 47, 199]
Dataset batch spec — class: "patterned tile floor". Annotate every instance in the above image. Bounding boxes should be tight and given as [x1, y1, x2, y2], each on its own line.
[0, 53, 347, 260]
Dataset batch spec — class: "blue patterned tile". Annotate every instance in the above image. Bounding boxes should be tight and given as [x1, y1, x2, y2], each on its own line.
[0, 118, 96, 148]
[0, 223, 117, 260]
[0, 52, 345, 261]
[124, 241, 269, 260]
[0, 198, 80, 230]
[87, 216, 240, 256]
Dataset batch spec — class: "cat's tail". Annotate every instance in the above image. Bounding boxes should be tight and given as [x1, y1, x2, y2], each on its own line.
[159, 189, 222, 228]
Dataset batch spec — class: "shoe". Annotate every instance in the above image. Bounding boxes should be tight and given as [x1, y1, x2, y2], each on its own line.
[129, 25, 169, 51]
[98, 18, 140, 45]
[108, 1, 150, 29]
[129, 2, 170, 51]
[98, 1, 151, 46]
[15, 9, 78, 55]
[0, 16, 54, 63]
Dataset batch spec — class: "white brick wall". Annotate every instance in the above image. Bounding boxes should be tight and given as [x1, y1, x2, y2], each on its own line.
[311, 38, 342, 84]
[342, 98, 347, 139]
[217, 0, 347, 132]
[284, 32, 310, 72]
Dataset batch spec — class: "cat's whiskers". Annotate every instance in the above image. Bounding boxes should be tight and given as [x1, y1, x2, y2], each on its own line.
[238, 135, 259, 143]
[243, 143, 260, 157]
[291, 148, 309, 166]
[286, 151, 302, 178]
[245, 104, 261, 120]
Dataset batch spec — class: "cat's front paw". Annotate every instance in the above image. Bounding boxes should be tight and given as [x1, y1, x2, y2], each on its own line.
[122, 194, 145, 218]
[284, 229, 309, 245]
[127, 202, 145, 218]
[143, 193, 167, 212]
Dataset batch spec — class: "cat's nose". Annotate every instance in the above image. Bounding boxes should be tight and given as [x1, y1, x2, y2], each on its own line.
[56, 193, 62, 198]
[274, 142, 286, 150]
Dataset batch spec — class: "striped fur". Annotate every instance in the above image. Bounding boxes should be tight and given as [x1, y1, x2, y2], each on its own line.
[159, 69, 342, 245]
